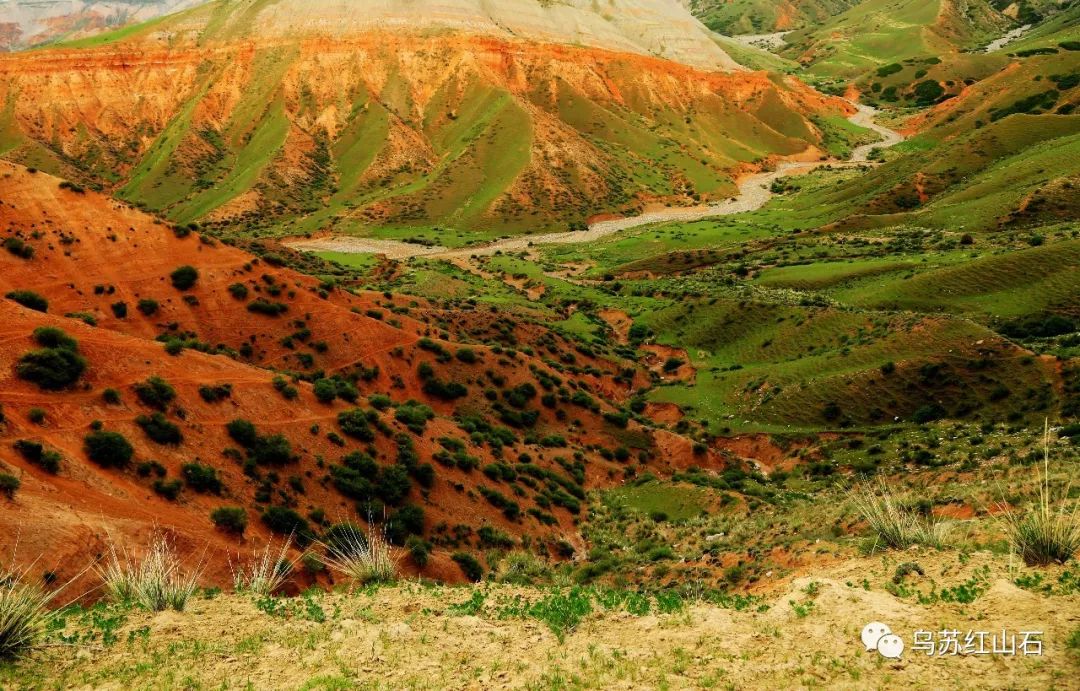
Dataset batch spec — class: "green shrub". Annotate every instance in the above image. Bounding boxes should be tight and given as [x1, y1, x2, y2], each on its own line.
[337, 408, 375, 441]
[198, 384, 232, 403]
[182, 463, 223, 494]
[102, 388, 122, 404]
[250, 434, 294, 466]
[153, 479, 182, 500]
[912, 403, 946, 424]
[226, 419, 258, 447]
[422, 378, 467, 400]
[16, 329, 86, 390]
[137, 299, 159, 316]
[0, 473, 20, 499]
[135, 412, 182, 445]
[228, 283, 248, 299]
[452, 552, 484, 582]
[406, 536, 431, 567]
[376, 465, 411, 505]
[13, 440, 61, 474]
[912, 79, 945, 105]
[313, 379, 337, 403]
[134, 376, 176, 410]
[247, 299, 288, 316]
[261, 506, 312, 545]
[84, 431, 133, 468]
[2, 236, 34, 259]
[210, 507, 247, 534]
[395, 402, 434, 434]
[5, 291, 48, 313]
[110, 302, 127, 319]
[170, 266, 199, 291]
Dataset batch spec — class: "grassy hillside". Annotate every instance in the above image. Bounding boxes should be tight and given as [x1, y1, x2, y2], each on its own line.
[688, 0, 860, 34]
[781, 0, 1009, 82]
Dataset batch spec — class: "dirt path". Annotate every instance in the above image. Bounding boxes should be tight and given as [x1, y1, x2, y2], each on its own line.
[285, 104, 903, 261]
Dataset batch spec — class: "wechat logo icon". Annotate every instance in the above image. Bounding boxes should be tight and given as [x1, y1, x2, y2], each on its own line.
[862, 622, 904, 659]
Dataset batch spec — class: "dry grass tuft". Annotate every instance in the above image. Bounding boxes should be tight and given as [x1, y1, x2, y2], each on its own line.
[1000, 422, 1080, 566]
[97, 533, 203, 611]
[319, 523, 399, 586]
[0, 569, 51, 660]
[231, 538, 297, 595]
[851, 479, 948, 550]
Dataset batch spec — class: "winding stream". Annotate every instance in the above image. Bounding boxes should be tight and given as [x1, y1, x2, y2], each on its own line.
[285, 103, 903, 261]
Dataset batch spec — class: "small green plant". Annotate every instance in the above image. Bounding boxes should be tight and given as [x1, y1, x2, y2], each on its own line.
[1067, 626, 1080, 661]
[137, 299, 159, 316]
[181, 463, 222, 494]
[13, 440, 61, 474]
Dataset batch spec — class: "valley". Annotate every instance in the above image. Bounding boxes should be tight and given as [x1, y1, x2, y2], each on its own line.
[0, 0, 1078, 687]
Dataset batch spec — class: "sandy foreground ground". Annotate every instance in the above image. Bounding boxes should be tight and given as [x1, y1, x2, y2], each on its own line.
[5, 550, 1077, 689]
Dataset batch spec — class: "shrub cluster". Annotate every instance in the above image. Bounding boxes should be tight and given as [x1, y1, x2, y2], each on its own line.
[6, 291, 47, 313]
[16, 327, 86, 390]
[135, 412, 183, 445]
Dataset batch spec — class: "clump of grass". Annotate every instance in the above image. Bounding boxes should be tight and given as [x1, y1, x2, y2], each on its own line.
[0, 569, 51, 659]
[97, 534, 202, 611]
[851, 479, 948, 550]
[319, 523, 399, 586]
[231, 538, 297, 596]
[496, 551, 551, 585]
[1000, 423, 1080, 566]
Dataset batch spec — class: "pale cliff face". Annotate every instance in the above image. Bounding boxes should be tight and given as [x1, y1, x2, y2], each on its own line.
[243, 0, 738, 70]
